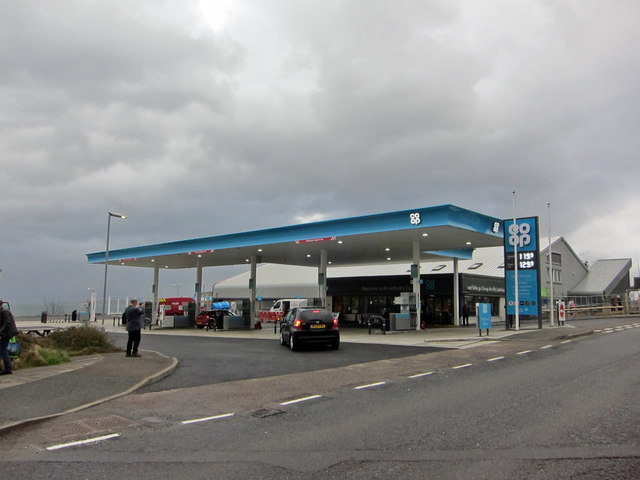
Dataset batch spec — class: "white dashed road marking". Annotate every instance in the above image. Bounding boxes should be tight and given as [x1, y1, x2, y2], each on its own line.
[47, 433, 120, 451]
[540, 345, 553, 350]
[181, 413, 235, 425]
[354, 382, 386, 390]
[280, 395, 323, 406]
[487, 356, 504, 362]
[408, 372, 434, 378]
[517, 350, 532, 355]
[452, 363, 472, 370]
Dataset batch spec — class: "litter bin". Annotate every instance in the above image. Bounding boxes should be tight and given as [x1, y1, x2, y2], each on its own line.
[41, 311, 48, 323]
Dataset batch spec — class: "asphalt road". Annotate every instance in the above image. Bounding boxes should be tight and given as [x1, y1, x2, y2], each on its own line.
[4, 322, 640, 479]
[109, 331, 442, 392]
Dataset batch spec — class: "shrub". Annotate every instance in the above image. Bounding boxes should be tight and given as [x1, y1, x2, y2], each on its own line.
[48, 324, 120, 356]
[12, 325, 120, 369]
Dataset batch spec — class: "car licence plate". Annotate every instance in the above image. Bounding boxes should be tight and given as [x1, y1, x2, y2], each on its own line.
[311, 324, 325, 329]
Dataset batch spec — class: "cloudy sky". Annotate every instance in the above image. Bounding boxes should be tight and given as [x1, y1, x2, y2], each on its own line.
[1, 0, 639, 311]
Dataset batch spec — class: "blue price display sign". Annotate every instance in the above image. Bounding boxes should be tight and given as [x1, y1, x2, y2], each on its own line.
[504, 217, 541, 317]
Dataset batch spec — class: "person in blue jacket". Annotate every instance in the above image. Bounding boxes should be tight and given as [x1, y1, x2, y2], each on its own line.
[123, 299, 145, 357]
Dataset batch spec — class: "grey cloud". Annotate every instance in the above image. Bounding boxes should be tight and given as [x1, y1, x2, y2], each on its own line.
[1, 0, 639, 306]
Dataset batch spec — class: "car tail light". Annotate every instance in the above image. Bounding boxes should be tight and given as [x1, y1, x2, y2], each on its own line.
[294, 319, 302, 329]
[332, 318, 338, 328]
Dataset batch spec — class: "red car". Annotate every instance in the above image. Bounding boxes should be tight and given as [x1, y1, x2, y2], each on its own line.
[195, 309, 229, 330]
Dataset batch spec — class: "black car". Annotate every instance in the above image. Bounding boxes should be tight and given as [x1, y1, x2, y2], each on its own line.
[279, 307, 340, 351]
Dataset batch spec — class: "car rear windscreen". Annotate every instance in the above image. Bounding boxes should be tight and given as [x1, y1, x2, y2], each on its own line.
[300, 310, 333, 322]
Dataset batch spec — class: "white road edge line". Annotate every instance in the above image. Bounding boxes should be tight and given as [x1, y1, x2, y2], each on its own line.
[280, 395, 323, 406]
[354, 382, 386, 390]
[46, 433, 120, 451]
[408, 372, 433, 378]
[181, 413, 235, 425]
[517, 350, 532, 355]
[487, 356, 504, 362]
[561, 340, 572, 344]
[540, 345, 553, 350]
[452, 363, 472, 370]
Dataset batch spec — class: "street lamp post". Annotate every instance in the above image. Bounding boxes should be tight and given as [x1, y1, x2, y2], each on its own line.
[173, 283, 182, 296]
[512, 191, 519, 331]
[102, 211, 126, 326]
[548, 202, 554, 326]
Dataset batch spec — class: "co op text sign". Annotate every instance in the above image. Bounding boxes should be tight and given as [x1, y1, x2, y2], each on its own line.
[504, 217, 541, 317]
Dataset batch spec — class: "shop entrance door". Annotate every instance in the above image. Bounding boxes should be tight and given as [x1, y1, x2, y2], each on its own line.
[424, 296, 453, 325]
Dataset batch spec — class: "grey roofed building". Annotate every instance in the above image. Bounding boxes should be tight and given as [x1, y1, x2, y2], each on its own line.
[569, 259, 632, 297]
[539, 236, 589, 298]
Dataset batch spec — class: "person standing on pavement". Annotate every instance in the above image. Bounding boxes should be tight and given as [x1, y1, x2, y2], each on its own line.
[124, 299, 145, 357]
[0, 299, 19, 375]
[461, 303, 470, 326]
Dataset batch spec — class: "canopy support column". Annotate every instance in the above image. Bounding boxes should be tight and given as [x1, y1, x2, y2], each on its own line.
[453, 258, 460, 326]
[413, 240, 421, 331]
[195, 262, 203, 314]
[152, 264, 159, 326]
[319, 248, 327, 308]
[250, 255, 257, 328]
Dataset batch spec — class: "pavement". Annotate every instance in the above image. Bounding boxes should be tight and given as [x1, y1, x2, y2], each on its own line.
[2, 314, 638, 434]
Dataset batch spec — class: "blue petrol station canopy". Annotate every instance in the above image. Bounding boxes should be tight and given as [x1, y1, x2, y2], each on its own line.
[86, 204, 504, 270]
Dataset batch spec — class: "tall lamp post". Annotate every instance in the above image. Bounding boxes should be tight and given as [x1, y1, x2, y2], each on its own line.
[512, 191, 519, 331]
[102, 211, 127, 326]
[548, 202, 554, 326]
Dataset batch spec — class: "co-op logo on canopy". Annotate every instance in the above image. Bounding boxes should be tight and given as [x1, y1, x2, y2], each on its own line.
[508, 222, 532, 249]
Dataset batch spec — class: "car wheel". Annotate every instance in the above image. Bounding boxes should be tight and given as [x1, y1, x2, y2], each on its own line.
[197, 325, 204, 329]
[279, 331, 287, 346]
[330, 339, 340, 350]
[289, 333, 297, 351]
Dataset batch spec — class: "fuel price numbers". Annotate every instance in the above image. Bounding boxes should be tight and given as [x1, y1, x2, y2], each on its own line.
[518, 252, 537, 270]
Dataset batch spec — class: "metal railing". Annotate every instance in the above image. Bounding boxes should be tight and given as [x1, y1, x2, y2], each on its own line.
[555, 292, 639, 317]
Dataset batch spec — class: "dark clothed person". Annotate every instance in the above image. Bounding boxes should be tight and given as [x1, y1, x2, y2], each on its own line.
[0, 300, 18, 374]
[461, 304, 470, 326]
[124, 299, 145, 357]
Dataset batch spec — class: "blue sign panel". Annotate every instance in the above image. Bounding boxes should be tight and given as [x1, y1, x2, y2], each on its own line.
[504, 217, 541, 317]
[505, 270, 539, 315]
[478, 303, 492, 329]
